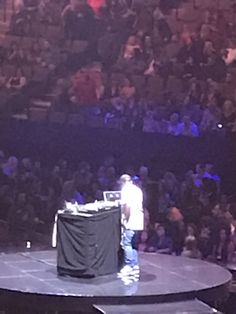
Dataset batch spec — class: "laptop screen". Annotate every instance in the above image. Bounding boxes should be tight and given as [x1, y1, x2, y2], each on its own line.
[103, 191, 121, 202]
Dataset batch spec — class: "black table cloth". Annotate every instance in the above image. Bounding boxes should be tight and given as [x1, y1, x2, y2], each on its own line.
[57, 208, 121, 277]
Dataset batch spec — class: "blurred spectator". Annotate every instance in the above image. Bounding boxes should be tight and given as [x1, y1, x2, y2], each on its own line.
[146, 224, 172, 254]
[213, 228, 234, 264]
[62, 0, 95, 40]
[2, 156, 19, 178]
[182, 237, 202, 259]
[180, 116, 199, 137]
[198, 226, 214, 260]
[8, 192, 38, 245]
[142, 110, 157, 133]
[167, 113, 182, 136]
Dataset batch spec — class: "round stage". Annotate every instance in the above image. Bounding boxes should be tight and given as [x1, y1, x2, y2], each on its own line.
[0, 250, 232, 312]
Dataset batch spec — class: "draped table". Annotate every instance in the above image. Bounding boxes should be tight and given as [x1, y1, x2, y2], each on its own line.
[57, 208, 121, 277]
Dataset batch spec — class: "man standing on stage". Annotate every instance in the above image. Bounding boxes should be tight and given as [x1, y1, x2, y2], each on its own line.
[118, 174, 144, 278]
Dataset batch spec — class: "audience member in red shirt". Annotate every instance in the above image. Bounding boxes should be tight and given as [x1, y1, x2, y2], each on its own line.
[72, 71, 97, 106]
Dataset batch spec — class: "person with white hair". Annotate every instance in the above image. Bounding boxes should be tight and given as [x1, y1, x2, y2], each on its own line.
[118, 174, 144, 278]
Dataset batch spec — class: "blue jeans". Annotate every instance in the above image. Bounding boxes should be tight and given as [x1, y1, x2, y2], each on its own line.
[123, 230, 139, 267]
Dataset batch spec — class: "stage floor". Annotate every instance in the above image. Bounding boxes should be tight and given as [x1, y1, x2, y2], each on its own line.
[95, 300, 222, 314]
[0, 250, 232, 311]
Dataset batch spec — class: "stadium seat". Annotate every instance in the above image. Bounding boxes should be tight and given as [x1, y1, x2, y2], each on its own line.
[29, 107, 48, 121]
[49, 111, 67, 124]
[67, 113, 85, 126]
[87, 115, 104, 128]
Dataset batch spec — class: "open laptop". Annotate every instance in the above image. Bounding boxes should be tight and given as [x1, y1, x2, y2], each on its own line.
[103, 191, 121, 202]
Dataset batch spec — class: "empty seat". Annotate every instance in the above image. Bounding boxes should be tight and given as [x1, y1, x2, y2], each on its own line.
[31, 98, 52, 109]
[11, 113, 28, 121]
[22, 65, 33, 79]
[32, 66, 49, 82]
[67, 113, 85, 126]
[87, 116, 104, 128]
[49, 111, 66, 124]
[29, 107, 48, 121]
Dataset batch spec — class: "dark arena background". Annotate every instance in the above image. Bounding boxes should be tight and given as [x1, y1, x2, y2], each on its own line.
[0, 0, 236, 313]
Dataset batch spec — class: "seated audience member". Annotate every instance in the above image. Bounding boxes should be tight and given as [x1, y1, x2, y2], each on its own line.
[29, 41, 42, 65]
[62, 174, 85, 204]
[167, 113, 182, 136]
[8, 192, 38, 245]
[57, 159, 71, 182]
[213, 228, 234, 264]
[221, 100, 236, 133]
[49, 165, 63, 199]
[180, 116, 199, 137]
[119, 78, 136, 101]
[6, 68, 27, 91]
[123, 35, 142, 60]
[109, 97, 124, 116]
[203, 163, 220, 182]
[168, 207, 185, 255]
[155, 117, 168, 134]
[185, 223, 197, 242]
[200, 104, 221, 133]
[9, 0, 26, 36]
[32, 160, 42, 180]
[147, 224, 172, 254]
[87, 63, 105, 101]
[198, 226, 214, 260]
[203, 163, 221, 194]
[192, 163, 205, 188]
[220, 73, 236, 100]
[161, 171, 179, 203]
[142, 110, 157, 133]
[71, 70, 97, 106]
[138, 230, 149, 252]
[228, 229, 236, 263]
[6, 42, 20, 64]
[182, 237, 202, 259]
[231, 118, 236, 133]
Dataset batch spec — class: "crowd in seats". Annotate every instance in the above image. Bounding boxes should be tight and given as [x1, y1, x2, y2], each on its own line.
[0, 148, 235, 263]
[0, 0, 236, 134]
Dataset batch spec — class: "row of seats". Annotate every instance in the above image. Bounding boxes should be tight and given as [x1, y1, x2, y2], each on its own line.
[12, 110, 124, 130]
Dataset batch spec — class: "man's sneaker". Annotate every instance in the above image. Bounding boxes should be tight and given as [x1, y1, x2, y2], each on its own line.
[120, 276, 134, 286]
[117, 265, 133, 278]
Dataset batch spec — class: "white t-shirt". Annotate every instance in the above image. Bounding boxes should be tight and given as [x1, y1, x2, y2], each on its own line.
[120, 182, 144, 231]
